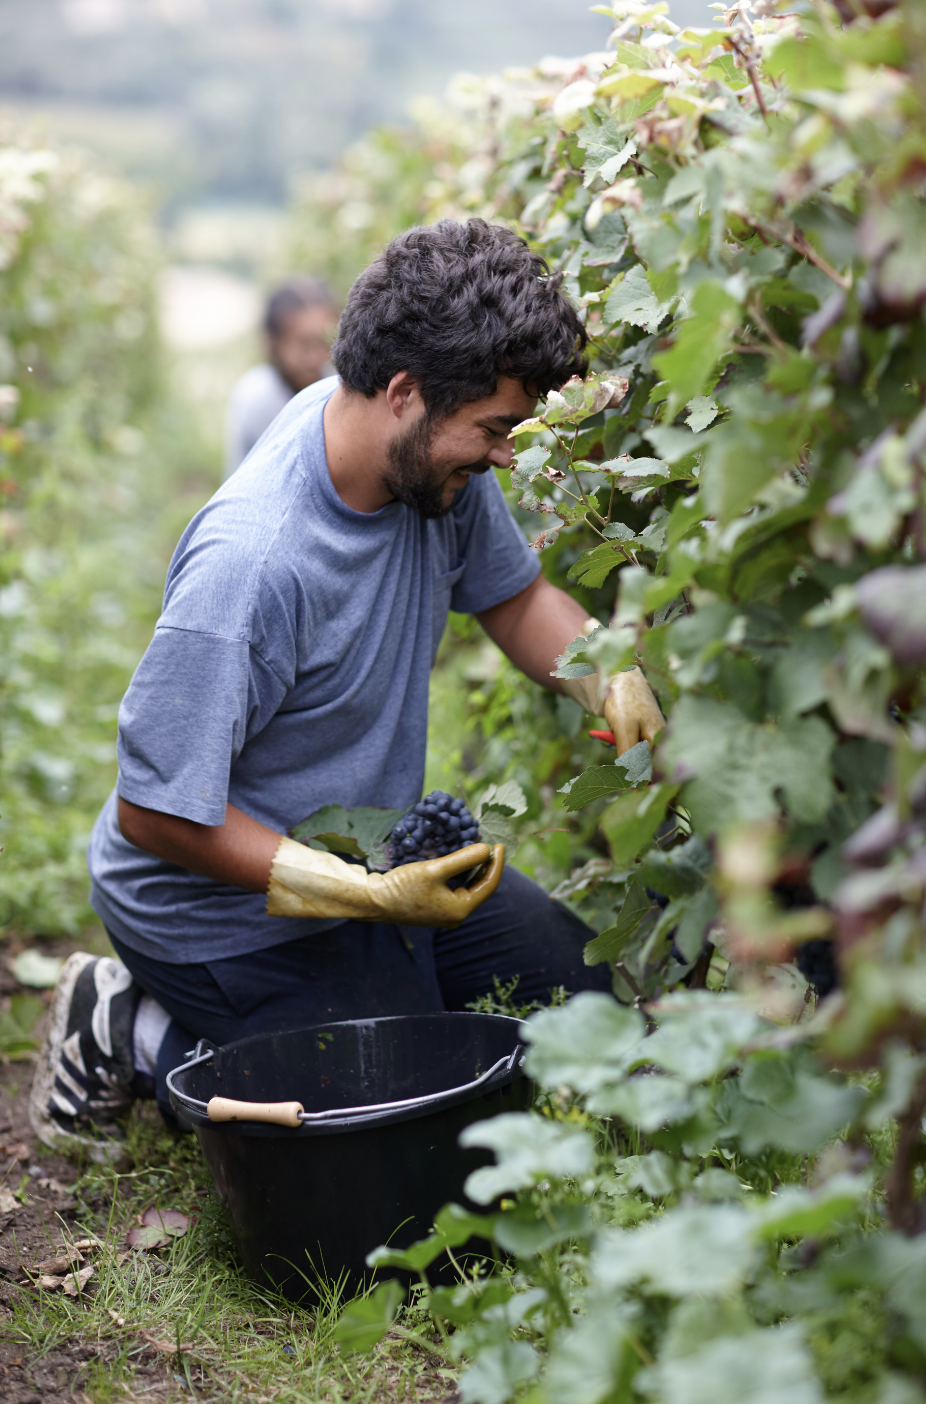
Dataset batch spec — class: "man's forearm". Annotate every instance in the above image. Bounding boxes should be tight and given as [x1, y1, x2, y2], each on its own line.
[117, 797, 281, 893]
[476, 574, 590, 690]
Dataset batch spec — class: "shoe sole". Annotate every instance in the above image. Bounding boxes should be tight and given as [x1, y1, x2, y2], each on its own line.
[29, 952, 128, 1164]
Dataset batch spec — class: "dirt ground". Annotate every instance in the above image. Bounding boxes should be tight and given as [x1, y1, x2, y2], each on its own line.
[0, 953, 463, 1403]
[0, 958, 206, 1403]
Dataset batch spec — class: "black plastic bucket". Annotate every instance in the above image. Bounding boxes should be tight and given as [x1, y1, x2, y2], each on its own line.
[167, 1012, 529, 1299]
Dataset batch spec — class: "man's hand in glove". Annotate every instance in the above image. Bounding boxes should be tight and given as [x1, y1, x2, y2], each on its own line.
[267, 838, 505, 928]
[559, 619, 665, 753]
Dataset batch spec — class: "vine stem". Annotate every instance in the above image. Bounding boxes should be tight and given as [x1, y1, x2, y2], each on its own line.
[885, 1064, 926, 1234]
[741, 214, 851, 291]
[728, 35, 770, 126]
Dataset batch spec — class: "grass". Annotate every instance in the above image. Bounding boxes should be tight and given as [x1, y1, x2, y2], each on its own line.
[5, 1105, 460, 1403]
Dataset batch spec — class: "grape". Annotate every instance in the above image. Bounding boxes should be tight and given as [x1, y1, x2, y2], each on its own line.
[796, 939, 839, 999]
[386, 789, 484, 867]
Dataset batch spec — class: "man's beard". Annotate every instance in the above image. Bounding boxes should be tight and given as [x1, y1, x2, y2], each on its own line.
[383, 412, 487, 520]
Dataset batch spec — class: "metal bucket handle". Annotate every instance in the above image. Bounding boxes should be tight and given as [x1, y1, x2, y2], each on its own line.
[167, 1039, 525, 1129]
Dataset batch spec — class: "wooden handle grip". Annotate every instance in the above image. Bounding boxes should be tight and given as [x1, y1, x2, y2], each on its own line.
[206, 1096, 304, 1128]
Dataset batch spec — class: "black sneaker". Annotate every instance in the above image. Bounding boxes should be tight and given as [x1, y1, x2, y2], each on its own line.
[30, 953, 143, 1160]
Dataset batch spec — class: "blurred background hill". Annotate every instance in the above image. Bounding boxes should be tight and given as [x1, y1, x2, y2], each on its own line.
[0, 0, 711, 236]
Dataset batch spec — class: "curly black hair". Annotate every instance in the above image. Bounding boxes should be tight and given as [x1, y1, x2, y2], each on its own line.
[332, 218, 587, 416]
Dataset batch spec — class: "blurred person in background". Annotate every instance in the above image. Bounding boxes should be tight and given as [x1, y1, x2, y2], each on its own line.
[224, 276, 339, 478]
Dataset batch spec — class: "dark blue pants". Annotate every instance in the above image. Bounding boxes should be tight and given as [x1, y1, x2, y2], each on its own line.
[107, 865, 610, 1118]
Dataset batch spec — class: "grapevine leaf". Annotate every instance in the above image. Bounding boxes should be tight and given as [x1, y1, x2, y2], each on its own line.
[559, 764, 635, 810]
[641, 1324, 824, 1404]
[291, 804, 403, 858]
[333, 1280, 404, 1354]
[566, 542, 625, 589]
[461, 1113, 596, 1204]
[583, 875, 654, 966]
[523, 991, 646, 1092]
[604, 264, 677, 333]
[589, 1074, 698, 1132]
[510, 444, 552, 495]
[600, 783, 678, 867]
[643, 994, 766, 1083]
[493, 1203, 593, 1257]
[636, 835, 711, 902]
[592, 1205, 759, 1296]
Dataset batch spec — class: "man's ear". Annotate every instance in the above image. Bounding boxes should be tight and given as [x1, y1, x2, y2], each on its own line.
[384, 371, 422, 421]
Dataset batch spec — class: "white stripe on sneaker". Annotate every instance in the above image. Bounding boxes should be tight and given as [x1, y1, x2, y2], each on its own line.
[91, 958, 134, 1058]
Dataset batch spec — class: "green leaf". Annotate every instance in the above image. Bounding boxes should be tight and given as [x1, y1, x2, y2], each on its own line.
[566, 541, 625, 589]
[703, 53, 750, 89]
[765, 33, 845, 92]
[589, 1073, 697, 1131]
[477, 779, 527, 818]
[642, 424, 711, 466]
[600, 783, 678, 867]
[724, 1055, 865, 1155]
[662, 697, 835, 832]
[493, 1202, 593, 1257]
[543, 1302, 642, 1404]
[560, 763, 633, 810]
[333, 1280, 404, 1354]
[511, 444, 552, 494]
[643, 993, 766, 1084]
[652, 282, 741, 413]
[461, 1113, 596, 1205]
[367, 1203, 494, 1272]
[559, 742, 650, 811]
[641, 1323, 824, 1404]
[475, 780, 528, 847]
[604, 264, 676, 334]
[291, 804, 402, 859]
[593, 1204, 758, 1297]
[583, 875, 654, 966]
[673, 886, 719, 963]
[636, 835, 711, 902]
[541, 373, 630, 427]
[523, 991, 646, 1093]
[0, 993, 43, 1059]
[685, 396, 719, 432]
[753, 1174, 869, 1241]
[459, 1342, 540, 1404]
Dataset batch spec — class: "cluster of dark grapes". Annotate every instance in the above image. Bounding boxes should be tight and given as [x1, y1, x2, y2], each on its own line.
[388, 791, 480, 867]
[795, 938, 839, 999]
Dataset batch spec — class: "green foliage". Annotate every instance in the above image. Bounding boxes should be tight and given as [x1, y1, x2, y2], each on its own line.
[0, 139, 210, 937]
[329, 1, 926, 1399]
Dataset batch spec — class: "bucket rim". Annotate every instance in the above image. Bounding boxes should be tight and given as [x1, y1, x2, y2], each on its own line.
[166, 1011, 528, 1137]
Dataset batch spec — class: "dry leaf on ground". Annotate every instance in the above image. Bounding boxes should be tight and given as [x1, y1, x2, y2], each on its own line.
[141, 1206, 189, 1236]
[1, 1140, 30, 1160]
[0, 1186, 18, 1214]
[62, 1264, 94, 1296]
[27, 1246, 84, 1275]
[141, 1330, 193, 1355]
[128, 1205, 189, 1250]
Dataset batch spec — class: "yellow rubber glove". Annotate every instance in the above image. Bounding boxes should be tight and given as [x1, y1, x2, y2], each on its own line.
[266, 837, 505, 929]
[559, 618, 665, 753]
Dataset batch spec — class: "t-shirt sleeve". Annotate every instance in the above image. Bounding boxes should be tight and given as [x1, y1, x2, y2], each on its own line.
[449, 469, 541, 615]
[116, 626, 287, 825]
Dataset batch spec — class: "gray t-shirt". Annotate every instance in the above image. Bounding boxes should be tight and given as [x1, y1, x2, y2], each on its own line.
[87, 376, 540, 964]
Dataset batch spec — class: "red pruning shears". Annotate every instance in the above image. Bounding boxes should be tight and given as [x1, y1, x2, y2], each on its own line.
[588, 729, 617, 747]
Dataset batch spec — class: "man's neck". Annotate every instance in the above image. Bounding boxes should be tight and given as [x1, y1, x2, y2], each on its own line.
[322, 384, 395, 514]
